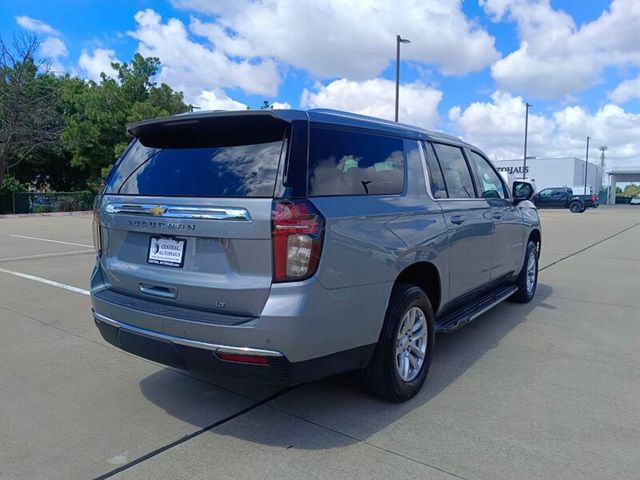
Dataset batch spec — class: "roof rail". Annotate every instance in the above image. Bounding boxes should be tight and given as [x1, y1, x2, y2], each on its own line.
[307, 108, 464, 143]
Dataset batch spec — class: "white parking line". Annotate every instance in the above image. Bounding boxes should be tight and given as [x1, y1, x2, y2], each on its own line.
[0, 250, 93, 263]
[0, 267, 90, 296]
[10, 234, 93, 249]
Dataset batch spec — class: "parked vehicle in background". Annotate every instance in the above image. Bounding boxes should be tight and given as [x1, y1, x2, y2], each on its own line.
[532, 187, 597, 213]
[90, 109, 541, 402]
[630, 196, 640, 205]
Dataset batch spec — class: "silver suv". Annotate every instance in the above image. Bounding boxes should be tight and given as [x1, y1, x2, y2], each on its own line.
[91, 109, 540, 401]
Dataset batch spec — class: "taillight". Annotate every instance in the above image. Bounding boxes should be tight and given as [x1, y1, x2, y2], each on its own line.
[92, 195, 102, 255]
[272, 199, 325, 282]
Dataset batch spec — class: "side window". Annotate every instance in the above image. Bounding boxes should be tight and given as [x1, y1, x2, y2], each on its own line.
[308, 127, 405, 196]
[422, 142, 448, 198]
[539, 189, 553, 198]
[431, 143, 476, 198]
[468, 151, 506, 199]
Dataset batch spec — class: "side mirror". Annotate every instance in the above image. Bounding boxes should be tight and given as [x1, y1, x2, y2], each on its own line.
[513, 181, 535, 203]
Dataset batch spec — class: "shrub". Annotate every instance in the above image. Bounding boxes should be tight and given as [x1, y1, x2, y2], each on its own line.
[55, 196, 79, 212]
[32, 204, 52, 214]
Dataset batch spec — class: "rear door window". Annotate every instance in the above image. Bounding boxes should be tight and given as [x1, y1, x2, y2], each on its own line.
[423, 142, 448, 198]
[431, 143, 476, 198]
[308, 127, 405, 196]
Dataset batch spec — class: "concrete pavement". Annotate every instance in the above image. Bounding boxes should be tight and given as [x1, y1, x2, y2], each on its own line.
[0, 206, 638, 479]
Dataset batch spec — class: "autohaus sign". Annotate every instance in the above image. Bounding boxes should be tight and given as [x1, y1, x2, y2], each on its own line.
[496, 165, 529, 175]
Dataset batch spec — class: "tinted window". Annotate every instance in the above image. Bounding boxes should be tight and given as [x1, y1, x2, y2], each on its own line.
[308, 128, 405, 196]
[422, 142, 448, 198]
[112, 139, 284, 197]
[468, 151, 506, 199]
[538, 188, 553, 198]
[431, 143, 475, 198]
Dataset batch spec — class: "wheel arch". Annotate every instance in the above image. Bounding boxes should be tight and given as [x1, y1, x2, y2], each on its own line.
[528, 228, 541, 255]
[393, 262, 441, 315]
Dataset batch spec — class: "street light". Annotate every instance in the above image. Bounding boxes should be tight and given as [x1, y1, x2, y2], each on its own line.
[523, 102, 532, 179]
[395, 35, 411, 122]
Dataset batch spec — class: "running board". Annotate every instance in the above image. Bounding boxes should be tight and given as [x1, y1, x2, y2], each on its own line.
[435, 285, 518, 334]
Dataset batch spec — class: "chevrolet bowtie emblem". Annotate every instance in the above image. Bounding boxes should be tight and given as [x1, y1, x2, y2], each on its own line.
[149, 206, 166, 216]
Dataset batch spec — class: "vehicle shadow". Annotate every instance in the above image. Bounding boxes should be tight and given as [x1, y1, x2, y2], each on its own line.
[139, 283, 554, 449]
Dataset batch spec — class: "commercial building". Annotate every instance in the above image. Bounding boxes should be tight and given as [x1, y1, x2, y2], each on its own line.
[493, 157, 603, 194]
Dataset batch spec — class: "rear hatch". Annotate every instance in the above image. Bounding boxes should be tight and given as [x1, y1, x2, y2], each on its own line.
[97, 113, 290, 317]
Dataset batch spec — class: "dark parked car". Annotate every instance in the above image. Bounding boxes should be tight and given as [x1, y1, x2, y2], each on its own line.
[532, 187, 597, 213]
[91, 109, 541, 401]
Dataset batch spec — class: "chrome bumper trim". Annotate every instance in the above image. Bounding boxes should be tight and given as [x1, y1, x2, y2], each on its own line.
[92, 310, 284, 357]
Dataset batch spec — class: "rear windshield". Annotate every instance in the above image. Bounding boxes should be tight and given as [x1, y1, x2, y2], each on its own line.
[106, 136, 286, 198]
[308, 127, 405, 196]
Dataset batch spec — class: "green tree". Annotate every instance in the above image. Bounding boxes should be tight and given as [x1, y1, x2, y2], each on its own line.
[62, 54, 190, 182]
[622, 184, 640, 198]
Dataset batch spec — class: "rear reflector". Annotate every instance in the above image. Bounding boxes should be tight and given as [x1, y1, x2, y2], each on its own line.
[216, 352, 269, 365]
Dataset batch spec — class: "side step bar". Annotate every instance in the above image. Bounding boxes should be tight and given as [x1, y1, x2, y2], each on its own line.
[435, 285, 518, 334]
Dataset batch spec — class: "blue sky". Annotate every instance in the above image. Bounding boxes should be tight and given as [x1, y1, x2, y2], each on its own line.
[1, 0, 638, 166]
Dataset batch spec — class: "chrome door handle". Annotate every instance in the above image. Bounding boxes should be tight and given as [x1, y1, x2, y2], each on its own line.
[450, 215, 465, 225]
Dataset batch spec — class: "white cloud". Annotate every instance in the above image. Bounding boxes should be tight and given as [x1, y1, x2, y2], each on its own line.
[271, 101, 291, 110]
[15, 15, 60, 36]
[301, 78, 442, 128]
[448, 91, 640, 167]
[78, 48, 120, 81]
[608, 76, 640, 104]
[15, 16, 68, 72]
[196, 90, 248, 110]
[128, 9, 280, 106]
[178, 0, 499, 79]
[40, 37, 68, 58]
[481, 0, 640, 99]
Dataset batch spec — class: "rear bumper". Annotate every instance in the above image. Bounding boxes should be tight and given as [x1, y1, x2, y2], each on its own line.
[93, 310, 374, 385]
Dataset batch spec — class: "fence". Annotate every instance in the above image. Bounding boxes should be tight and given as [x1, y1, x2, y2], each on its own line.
[1, 191, 96, 214]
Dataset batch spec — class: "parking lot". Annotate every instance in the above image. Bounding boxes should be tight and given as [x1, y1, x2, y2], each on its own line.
[1, 206, 639, 480]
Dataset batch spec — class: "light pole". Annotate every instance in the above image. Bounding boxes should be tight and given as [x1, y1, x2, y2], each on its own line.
[523, 102, 532, 179]
[395, 35, 411, 122]
[584, 136, 591, 194]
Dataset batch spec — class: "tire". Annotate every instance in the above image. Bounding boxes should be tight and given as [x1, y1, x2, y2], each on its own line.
[364, 284, 435, 402]
[510, 240, 538, 303]
[569, 201, 583, 213]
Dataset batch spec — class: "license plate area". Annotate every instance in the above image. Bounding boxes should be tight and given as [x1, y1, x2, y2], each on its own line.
[147, 236, 186, 268]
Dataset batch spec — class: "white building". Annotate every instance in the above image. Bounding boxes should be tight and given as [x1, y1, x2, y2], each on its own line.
[492, 157, 603, 194]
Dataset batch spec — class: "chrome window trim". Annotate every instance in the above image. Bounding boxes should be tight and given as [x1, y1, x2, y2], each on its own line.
[93, 310, 284, 357]
[104, 203, 252, 221]
[417, 140, 436, 201]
